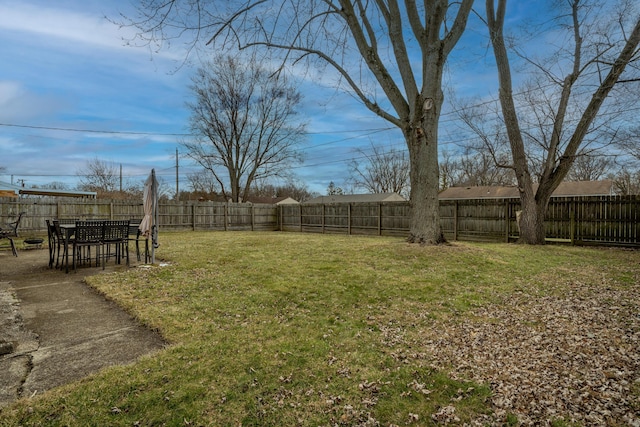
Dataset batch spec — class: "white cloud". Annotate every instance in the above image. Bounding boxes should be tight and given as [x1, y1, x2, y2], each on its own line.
[0, 2, 125, 50]
[0, 0, 185, 65]
[0, 81, 64, 122]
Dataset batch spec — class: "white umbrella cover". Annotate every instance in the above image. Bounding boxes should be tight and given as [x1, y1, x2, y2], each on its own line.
[139, 169, 159, 263]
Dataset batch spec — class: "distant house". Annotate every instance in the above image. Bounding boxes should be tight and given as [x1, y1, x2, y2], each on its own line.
[243, 196, 299, 205]
[305, 192, 407, 204]
[439, 180, 615, 200]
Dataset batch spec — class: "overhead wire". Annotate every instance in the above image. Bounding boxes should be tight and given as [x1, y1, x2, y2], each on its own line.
[2, 78, 637, 183]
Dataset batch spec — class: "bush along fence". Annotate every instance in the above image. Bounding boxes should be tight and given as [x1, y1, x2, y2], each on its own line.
[1, 195, 638, 247]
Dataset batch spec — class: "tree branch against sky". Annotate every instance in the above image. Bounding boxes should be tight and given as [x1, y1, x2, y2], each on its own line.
[486, 0, 640, 244]
[183, 54, 306, 203]
[348, 142, 410, 198]
[125, 0, 474, 244]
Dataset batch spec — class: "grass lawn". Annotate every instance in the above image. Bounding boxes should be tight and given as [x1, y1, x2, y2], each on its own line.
[1, 231, 638, 426]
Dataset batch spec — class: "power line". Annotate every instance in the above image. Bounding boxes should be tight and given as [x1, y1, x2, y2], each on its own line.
[0, 122, 190, 136]
[0, 122, 396, 138]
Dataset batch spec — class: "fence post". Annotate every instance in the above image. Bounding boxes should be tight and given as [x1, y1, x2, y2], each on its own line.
[224, 203, 228, 231]
[504, 200, 509, 243]
[251, 204, 255, 231]
[322, 204, 326, 234]
[299, 204, 303, 232]
[348, 203, 352, 235]
[570, 201, 575, 244]
[378, 203, 382, 236]
[192, 203, 196, 231]
[453, 200, 459, 241]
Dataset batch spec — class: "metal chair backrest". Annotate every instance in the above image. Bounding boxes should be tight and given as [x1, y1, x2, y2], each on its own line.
[46, 219, 55, 240]
[56, 218, 77, 225]
[75, 221, 104, 243]
[104, 220, 130, 241]
[1, 212, 25, 237]
[52, 220, 66, 242]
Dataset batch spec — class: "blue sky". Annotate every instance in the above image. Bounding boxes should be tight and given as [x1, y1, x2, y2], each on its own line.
[0, 1, 557, 196]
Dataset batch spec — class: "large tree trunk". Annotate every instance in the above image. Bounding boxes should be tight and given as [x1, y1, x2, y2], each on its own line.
[517, 192, 546, 244]
[405, 85, 445, 244]
[407, 126, 444, 244]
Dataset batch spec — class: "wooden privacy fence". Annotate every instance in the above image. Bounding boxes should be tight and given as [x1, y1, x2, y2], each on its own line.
[1, 195, 639, 246]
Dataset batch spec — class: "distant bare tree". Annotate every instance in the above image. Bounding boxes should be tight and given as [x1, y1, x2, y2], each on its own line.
[76, 158, 119, 195]
[566, 153, 612, 181]
[183, 54, 306, 203]
[439, 146, 514, 190]
[250, 181, 315, 202]
[187, 170, 219, 196]
[348, 143, 410, 198]
[457, 149, 515, 187]
[439, 151, 460, 191]
[610, 167, 640, 195]
[616, 125, 640, 161]
[39, 181, 70, 190]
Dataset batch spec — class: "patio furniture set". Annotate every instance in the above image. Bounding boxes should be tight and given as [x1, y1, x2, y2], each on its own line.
[45, 219, 149, 273]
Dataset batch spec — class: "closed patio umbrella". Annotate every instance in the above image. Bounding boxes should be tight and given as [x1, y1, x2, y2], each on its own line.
[139, 169, 159, 264]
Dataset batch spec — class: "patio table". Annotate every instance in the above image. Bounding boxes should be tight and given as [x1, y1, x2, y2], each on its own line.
[58, 220, 133, 273]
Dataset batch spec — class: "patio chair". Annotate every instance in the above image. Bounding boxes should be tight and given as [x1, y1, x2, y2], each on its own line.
[73, 221, 104, 271]
[52, 220, 68, 268]
[0, 212, 25, 238]
[46, 220, 57, 268]
[102, 220, 130, 267]
[128, 220, 148, 262]
[0, 212, 25, 257]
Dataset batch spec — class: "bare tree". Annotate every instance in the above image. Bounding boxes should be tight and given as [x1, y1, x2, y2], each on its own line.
[616, 125, 640, 161]
[566, 153, 612, 181]
[124, 0, 474, 244]
[186, 170, 219, 198]
[348, 142, 410, 198]
[486, 0, 640, 244]
[610, 167, 640, 195]
[76, 158, 120, 195]
[250, 180, 315, 202]
[439, 149, 515, 189]
[183, 55, 306, 203]
[439, 150, 460, 191]
[39, 181, 70, 190]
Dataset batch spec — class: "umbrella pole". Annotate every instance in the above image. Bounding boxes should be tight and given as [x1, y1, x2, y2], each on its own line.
[151, 169, 157, 264]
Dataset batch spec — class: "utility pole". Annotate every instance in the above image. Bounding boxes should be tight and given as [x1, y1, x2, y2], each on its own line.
[175, 148, 179, 201]
[120, 164, 123, 192]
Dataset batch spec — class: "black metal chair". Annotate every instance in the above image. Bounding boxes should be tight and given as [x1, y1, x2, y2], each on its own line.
[73, 221, 104, 271]
[0, 212, 25, 257]
[46, 220, 57, 268]
[128, 220, 148, 262]
[52, 220, 76, 270]
[102, 220, 130, 267]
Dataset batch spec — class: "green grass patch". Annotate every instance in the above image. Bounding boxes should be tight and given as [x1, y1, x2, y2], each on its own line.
[1, 232, 637, 426]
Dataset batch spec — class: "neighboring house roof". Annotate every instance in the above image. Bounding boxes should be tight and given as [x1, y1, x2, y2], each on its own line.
[305, 192, 407, 204]
[0, 181, 97, 199]
[439, 180, 615, 200]
[244, 196, 299, 205]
